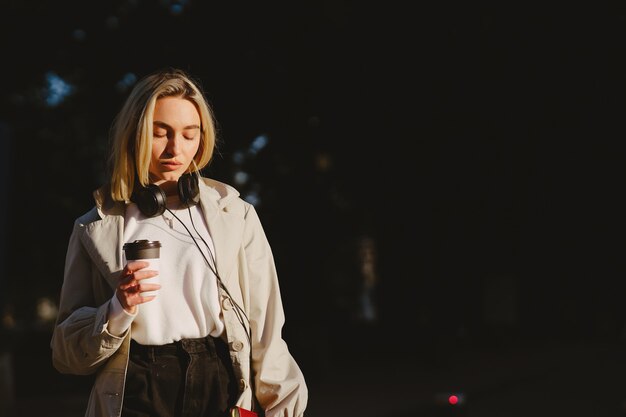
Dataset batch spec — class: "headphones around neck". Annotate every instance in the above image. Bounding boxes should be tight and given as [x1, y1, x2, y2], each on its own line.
[131, 172, 200, 218]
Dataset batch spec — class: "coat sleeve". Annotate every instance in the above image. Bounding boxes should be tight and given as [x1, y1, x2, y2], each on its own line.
[242, 205, 308, 417]
[50, 219, 126, 375]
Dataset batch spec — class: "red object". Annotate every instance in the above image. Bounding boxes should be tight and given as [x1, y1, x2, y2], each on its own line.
[230, 406, 259, 417]
[448, 395, 459, 405]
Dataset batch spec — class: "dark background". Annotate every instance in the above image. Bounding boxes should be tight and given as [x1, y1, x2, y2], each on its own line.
[2, 3, 626, 417]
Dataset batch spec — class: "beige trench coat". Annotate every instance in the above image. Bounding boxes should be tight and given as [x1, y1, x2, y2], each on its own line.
[50, 177, 307, 417]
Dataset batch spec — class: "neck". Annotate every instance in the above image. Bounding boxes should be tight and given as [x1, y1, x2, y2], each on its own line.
[157, 180, 179, 197]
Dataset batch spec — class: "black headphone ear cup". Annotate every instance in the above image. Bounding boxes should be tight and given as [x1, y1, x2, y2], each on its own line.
[178, 172, 200, 206]
[132, 183, 167, 217]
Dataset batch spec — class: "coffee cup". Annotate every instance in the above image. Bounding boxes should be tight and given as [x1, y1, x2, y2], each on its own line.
[122, 239, 161, 297]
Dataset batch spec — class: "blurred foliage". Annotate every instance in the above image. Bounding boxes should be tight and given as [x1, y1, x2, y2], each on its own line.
[0, 0, 405, 334]
[4, 2, 626, 350]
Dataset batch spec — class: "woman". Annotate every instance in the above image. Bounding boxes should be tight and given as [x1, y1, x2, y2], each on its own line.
[50, 68, 308, 417]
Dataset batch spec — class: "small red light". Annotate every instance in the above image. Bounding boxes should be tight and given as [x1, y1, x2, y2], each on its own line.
[448, 395, 459, 405]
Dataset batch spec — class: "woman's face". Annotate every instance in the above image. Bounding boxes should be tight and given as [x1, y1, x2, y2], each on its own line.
[149, 96, 201, 185]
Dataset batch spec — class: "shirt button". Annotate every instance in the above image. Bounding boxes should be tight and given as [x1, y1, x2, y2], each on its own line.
[231, 340, 244, 352]
[221, 297, 232, 310]
[239, 378, 247, 391]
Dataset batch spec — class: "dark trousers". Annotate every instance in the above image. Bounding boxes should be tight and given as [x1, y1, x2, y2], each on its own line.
[122, 335, 238, 417]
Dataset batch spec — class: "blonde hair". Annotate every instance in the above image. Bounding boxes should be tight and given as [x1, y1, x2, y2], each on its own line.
[108, 68, 217, 202]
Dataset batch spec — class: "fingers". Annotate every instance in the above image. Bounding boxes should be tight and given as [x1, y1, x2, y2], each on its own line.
[123, 260, 150, 276]
[119, 269, 159, 290]
[117, 261, 161, 312]
[119, 281, 162, 293]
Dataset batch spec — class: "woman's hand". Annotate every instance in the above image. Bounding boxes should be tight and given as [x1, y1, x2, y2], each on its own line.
[116, 260, 161, 314]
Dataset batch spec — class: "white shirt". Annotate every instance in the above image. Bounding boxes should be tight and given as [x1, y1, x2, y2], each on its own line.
[108, 196, 224, 345]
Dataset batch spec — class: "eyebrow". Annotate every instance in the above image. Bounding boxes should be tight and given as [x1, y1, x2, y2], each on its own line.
[153, 121, 201, 130]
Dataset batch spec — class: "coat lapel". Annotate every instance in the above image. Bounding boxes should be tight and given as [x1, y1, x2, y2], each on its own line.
[80, 203, 125, 291]
[198, 179, 245, 285]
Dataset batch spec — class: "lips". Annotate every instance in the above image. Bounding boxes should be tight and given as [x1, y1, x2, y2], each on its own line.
[160, 161, 183, 170]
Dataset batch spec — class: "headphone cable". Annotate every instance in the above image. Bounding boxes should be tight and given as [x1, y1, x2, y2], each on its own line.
[165, 207, 252, 346]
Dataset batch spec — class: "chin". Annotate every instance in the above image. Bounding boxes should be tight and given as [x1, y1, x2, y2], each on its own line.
[152, 173, 183, 184]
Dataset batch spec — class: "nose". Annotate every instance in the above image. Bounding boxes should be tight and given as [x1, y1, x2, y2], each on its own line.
[166, 133, 183, 156]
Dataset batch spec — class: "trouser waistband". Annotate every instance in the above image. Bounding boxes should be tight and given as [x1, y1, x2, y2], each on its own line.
[130, 335, 221, 356]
